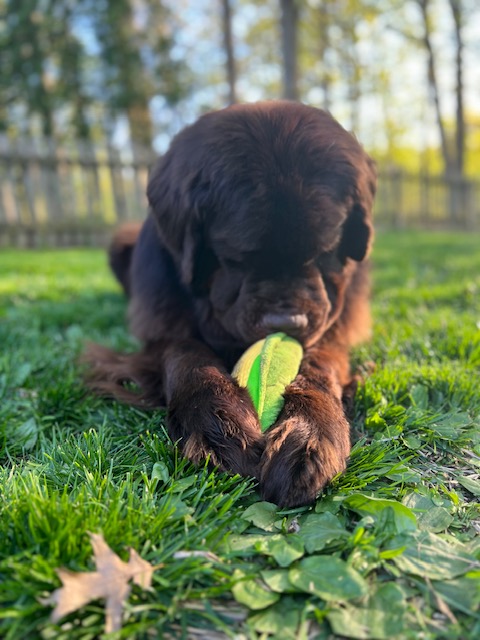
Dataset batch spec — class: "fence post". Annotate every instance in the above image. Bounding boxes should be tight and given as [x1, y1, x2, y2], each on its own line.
[391, 170, 404, 228]
[107, 143, 128, 223]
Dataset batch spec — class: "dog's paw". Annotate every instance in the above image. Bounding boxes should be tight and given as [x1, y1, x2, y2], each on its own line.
[168, 376, 264, 477]
[259, 413, 350, 508]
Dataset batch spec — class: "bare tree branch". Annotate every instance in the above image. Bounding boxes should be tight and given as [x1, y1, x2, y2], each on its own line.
[280, 0, 299, 100]
[416, 0, 452, 173]
[221, 0, 237, 104]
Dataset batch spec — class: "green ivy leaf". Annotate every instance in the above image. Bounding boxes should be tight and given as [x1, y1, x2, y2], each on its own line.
[260, 569, 300, 594]
[297, 512, 349, 553]
[458, 476, 480, 497]
[389, 531, 475, 580]
[326, 582, 407, 639]
[344, 493, 417, 533]
[226, 533, 268, 554]
[288, 556, 367, 601]
[151, 461, 170, 484]
[231, 570, 280, 610]
[11, 362, 32, 387]
[242, 502, 280, 532]
[255, 534, 304, 567]
[403, 434, 423, 450]
[365, 412, 388, 432]
[248, 597, 303, 638]
[432, 576, 480, 615]
[428, 412, 472, 438]
[417, 507, 453, 533]
[7, 417, 38, 451]
[410, 384, 429, 409]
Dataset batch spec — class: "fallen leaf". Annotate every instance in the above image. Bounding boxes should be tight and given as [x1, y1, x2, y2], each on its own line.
[426, 577, 458, 625]
[40, 532, 158, 633]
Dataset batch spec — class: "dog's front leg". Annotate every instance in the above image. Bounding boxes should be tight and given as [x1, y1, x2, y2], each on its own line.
[161, 339, 265, 477]
[259, 342, 352, 507]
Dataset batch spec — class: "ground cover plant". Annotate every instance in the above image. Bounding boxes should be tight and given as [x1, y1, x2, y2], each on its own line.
[0, 231, 479, 639]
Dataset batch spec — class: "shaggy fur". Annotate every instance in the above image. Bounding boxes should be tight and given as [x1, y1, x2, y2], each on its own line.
[85, 100, 376, 508]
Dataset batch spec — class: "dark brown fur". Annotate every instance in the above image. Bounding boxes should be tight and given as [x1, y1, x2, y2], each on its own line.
[85, 101, 376, 507]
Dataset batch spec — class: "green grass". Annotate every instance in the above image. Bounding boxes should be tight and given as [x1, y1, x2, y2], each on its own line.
[1, 231, 479, 639]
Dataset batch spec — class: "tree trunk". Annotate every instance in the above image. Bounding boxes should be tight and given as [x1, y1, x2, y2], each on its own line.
[72, 97, 91, 140]
[317, 2, 331, 110]
[449, 0, 465, 176]
[127, 104, 154, 149]
[280, 0, 299, 101]
[417, 0, 452, 174]
[39, 91, 55, 138]
[221, 0, 237, 104]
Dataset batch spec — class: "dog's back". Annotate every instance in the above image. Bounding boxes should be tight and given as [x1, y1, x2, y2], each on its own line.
[108, 222, 142, 295]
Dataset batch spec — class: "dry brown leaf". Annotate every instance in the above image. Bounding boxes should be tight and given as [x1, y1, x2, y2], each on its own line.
[426, 576, 458, 625]
[40, 532, 159, 633]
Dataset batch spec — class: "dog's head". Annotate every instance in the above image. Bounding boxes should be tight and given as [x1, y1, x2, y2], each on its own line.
[147, 101, 376, 350]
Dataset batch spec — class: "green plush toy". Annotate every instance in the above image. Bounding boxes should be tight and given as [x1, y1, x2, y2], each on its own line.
[232, 332, 303, 431]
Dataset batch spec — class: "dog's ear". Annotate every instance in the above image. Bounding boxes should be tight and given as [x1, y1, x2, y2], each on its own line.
[181, 202, 218, 296]
[339, 203, 372, 262]
[147, 154, 217, 294]
[338, 156, 376, 262]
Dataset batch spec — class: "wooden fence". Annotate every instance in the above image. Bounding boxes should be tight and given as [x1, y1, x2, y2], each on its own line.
[375, 169, 480, 231]
[0, 135, 156, 247]
[0, 135, 479, 247]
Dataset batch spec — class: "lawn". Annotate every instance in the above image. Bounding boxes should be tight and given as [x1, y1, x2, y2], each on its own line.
[0, 231, 479, 639]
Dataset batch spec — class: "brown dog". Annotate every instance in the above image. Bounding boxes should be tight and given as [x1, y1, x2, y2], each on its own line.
[86, 101, 376, 508]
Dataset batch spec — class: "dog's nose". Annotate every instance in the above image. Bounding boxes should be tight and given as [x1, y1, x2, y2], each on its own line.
[261, 313, 308, 333]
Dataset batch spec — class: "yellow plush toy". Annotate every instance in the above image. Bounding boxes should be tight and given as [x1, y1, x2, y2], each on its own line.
[232, 332, 303, 431]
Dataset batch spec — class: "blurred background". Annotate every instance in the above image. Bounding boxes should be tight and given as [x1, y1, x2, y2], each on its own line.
[0, 0, 479, 246]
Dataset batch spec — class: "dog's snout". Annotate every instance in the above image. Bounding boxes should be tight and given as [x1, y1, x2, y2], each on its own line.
[261, 313, 309, 333]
